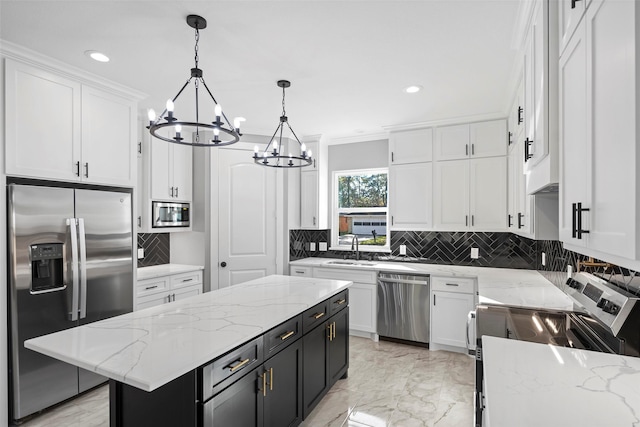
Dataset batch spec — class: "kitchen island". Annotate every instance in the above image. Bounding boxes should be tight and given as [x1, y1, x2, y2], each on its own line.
[482, 336, 640, 427]
[25, 274, 352, 427]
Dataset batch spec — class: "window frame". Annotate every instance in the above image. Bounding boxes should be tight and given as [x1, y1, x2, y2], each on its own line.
[330, 167, 390, 252]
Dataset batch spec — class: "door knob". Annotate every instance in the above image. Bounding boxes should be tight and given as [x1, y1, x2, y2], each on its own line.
[220, 262, 227, 267]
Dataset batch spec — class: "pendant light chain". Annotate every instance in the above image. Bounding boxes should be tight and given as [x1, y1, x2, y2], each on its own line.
[281, 85, 287, 117]
[194, 27, 200, 69]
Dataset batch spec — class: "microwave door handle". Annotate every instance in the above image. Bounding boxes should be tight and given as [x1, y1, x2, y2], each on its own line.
[77, 218, 87, 319]
[67, 218, 79, 321]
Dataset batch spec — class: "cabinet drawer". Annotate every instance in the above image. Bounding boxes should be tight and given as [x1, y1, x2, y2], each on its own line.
[431, 276, 476, 294]
[263, 315, 302, 359]
[303, 300, 330, 334]
[201, 337, 263, 402]
[328, 290, 349, 316]
[171, 270, 203, 289]
[313, 267, 377, 284]
[290, 265, 312, 277]
[136, 277, 169, 297]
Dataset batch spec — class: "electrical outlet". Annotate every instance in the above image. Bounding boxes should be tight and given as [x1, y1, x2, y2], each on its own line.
[319, 242, 328, 251]
[470, 247, 479, 259]
[399, 245, 407, 255]
[542, 252, 546, 266]
[137, 248, 145, 259]
[309, 242, 316, 251]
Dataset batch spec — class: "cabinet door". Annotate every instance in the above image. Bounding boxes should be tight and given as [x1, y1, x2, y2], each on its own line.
[527, 1, 549, 168]
[328, 308, 349, 386]
[150, 137, 172, 200]
[469, 157, 507, 231]
[173, 284, 202, 302]
[434, 124, 469, 161]
[202, 368, 263, 427]
[469, 120, 507, 158]
[81, 86, 136, 186]
[523, 24, 536, 171]
[263, 340, 303, 427]
[5, 59, 81, 181]
[585, 0, 637, 258]
[300, 171, 319, 229]
[507, 146, 518, 231]
[302, 321, 329, 418]
[348, 283, 376, 333]
[431, 291, 474, 348]
[136, 291, 170, 311]
[514, 142, 532, 235]
[433, 160, 469, 230]
[559, 19, 588, 246]
[172, 143, 193, 202]
[559, 0, 586, 55]
[389, 162, 432, 230]
[389, 128, 433, 164]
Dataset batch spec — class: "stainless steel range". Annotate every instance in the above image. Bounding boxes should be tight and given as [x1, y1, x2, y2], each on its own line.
[474, 272, 640, 427]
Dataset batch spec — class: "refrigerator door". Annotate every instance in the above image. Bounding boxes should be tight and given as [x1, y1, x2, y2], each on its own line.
[8, 184, 79, 420]
[75, 188, 133, 391]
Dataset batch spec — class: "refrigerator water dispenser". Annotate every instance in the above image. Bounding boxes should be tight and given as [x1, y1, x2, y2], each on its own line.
[30, 243, 64, 293]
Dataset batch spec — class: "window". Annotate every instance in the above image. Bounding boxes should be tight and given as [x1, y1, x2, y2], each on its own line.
[333, 168, 388, 250]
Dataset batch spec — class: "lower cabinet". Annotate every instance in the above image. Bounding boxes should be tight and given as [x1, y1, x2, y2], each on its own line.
[135, 270, 203, 311]
[430, 277, 476, 352]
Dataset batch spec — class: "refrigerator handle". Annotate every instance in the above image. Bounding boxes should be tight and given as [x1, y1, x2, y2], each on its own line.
[78, 218, 88, 319]
[67, 218, 80, 321]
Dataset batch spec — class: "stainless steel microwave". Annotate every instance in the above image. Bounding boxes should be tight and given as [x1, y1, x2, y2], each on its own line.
[152, 201, 190, 228]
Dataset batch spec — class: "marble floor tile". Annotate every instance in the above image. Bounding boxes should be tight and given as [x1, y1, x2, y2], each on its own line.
[13, 337, 475, 427]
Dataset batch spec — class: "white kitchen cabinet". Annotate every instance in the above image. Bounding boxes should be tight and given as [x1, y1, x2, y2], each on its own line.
[434, 120, 507, 161]
[389, 162, 432, 230]
[560, 0, 640, 262]
[149, 136, 192, 202]
[433, 157, 507, 231]
[559, 0, 586, 56]
[299, 137, 327, 230]
[289, 265, 312, 277]
[135, 269, 203, 311]
[430, 276, 476, 352]
[4, 58, 137, 186]
[389, 128, 433, 164]
[311, 267, 377, 338]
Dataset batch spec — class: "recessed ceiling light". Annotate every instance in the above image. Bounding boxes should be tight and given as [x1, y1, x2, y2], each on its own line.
[404, 85, 422, 94]
[85, 50, 110, 63]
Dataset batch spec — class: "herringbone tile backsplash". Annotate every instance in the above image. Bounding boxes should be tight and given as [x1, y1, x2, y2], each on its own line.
[138, 233, 170, 267]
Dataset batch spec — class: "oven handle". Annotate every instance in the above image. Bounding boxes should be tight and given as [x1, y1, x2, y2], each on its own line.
[467, 310, 476, 351]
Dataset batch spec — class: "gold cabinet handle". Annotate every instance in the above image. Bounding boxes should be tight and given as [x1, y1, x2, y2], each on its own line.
[280, 330, 295, 341]
[313, 312, 325, 319]
[228, 358, 250, 372]
[269, 367, 274, 391]
[262, 372, 267, 397]
[332, 322, 336, 339]
[334, 298, 347, 305]
[327, 323, 333, 341]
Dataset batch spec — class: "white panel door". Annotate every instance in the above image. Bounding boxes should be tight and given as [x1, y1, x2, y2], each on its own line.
[300, 171, 319, 229]
[5, 59, 81, 181]
[431, 291, 475, 348]
[389, 162, 432, 230]
[218, 148, 277, 288]
[469, 120, 507, 158]
[150, 137, 172, 200]
[389, 128, 433, 164]
[81, 86, 136, 186]
[433, 160, 468, 230]
[470, 157, 507, 231]
[434, 124, 469, 161]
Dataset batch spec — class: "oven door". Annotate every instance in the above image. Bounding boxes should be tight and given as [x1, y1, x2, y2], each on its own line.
[152, 202, 190, 228]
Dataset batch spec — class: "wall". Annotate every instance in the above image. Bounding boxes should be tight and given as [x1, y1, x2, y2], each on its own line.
[137, 233, 170, 267]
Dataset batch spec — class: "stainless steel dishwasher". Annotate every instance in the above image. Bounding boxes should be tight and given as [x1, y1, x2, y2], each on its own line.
[377, 272, 430, 344]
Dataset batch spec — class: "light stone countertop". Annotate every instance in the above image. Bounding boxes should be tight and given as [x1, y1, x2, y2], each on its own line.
[137, 263, 204, 281]
[25, 275, 351, 392]
[290, 257, 574, 310]
[482, 336, 640, 427]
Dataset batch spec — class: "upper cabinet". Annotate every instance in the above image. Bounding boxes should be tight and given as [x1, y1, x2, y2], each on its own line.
[389, 128, 433, 164]
[434, 120, 507, 161]
[559, 0, 640, 263]
[299, 137, 327, 230]
[559, 0, 587, 55]
[4, 58, 138, 187]
[148, 132, 192, 202]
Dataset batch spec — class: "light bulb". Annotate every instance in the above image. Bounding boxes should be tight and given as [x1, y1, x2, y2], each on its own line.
[273, 140, 278, 150]
[263, 152, 267, 158]
[289, 153, 292, 158]
[175, 125, 182, 133]
[214, 128, 219, 136]
[308, 150, 313, 158]
[166, 99, 174, 112]
[301, 143, 307, 152]
[214, 104, 222, 117]
[234, 118, 241, 129]
[148, 109, 156, 121]
[254, 146, 259, 153]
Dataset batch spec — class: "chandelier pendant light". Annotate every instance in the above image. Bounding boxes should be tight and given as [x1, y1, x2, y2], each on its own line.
[147, 15, 242, 147]
[254, 80, 312, 168]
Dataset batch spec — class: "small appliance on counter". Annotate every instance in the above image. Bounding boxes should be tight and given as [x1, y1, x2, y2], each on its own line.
[473, 272, 640, 427]
[152, 200, 190, 228]
[7, 179, 134, 423]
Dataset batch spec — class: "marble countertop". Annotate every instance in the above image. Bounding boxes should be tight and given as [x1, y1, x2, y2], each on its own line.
[290, 258, 573, 310]
[482, 336, 640, 427]
[25, 275, 351, 392]
[137, 263, 204, 281]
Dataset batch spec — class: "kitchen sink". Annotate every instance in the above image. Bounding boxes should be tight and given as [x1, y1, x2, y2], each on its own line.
[324, 260, 377, 267]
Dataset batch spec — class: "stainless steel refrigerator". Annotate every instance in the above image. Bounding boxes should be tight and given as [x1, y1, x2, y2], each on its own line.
[7, 180, 134, 422]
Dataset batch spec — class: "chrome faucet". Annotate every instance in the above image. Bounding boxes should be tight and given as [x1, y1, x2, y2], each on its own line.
[351, 235, 360, 260]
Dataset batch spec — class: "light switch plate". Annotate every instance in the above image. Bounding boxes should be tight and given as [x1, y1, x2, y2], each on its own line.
[319, 242, 328, 251]
[137, 248, 145, 259]
[399, 245, 407, 255]
[470, 247, 479, 259]
[309, 242, 316, 251]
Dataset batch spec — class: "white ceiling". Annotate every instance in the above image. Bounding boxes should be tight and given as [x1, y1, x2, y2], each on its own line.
[0, 0, 521, 140]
